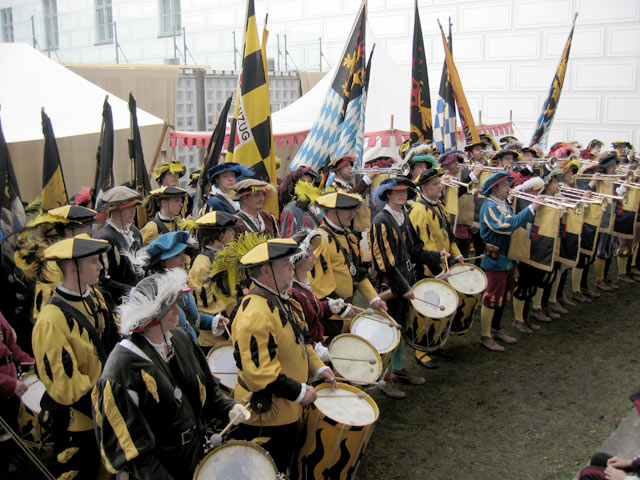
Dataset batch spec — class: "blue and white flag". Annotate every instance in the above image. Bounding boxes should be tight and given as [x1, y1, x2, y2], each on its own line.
[433, 21, 457, 154]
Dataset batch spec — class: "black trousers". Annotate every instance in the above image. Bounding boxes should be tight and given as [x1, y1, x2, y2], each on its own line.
[53, 429, 101, 480]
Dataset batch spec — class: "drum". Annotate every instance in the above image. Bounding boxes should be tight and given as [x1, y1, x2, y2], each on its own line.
[446, 263, 487, 335]
[194, 440, 278, 480]
[206, 342, 237, 396]
[298, 383, 379, 480]
[18, 371, 47, 446]
[328, 334, 382, 384]
[349, 311, 400, 373]
[405, 278, 459, 352]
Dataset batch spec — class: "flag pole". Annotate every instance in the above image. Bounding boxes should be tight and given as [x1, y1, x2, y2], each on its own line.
[147, 120, 171, 179]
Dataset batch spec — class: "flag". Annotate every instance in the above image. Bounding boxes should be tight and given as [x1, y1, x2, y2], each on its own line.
[434, 20, 457, 153]
[128, 93, 151, 226]
[530, 14, 578, 148]
[410, 1, 433, 145]
[259, 17, 278, 215]
[194, 94, 233, 217]
[438, 21, 479, 145]
[290, 0, 367, 172]
[94, 95, 114, 208]
[225, 0, 278, 215]
[41, 109, 68, 212]
[0, 108, 26, 241]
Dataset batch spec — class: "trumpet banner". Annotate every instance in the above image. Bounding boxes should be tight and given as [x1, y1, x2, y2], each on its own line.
[613, 187, 640, 239]
[597, 181, 615, 234]
[508, 205, 561, 272]
[558, 205, 584, 266]
[580, 202, 604, 255]
[443, 184, 458, 231]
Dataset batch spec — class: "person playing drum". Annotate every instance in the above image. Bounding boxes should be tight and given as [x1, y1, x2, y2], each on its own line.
[370, 177, 449, 399]
[409, 168, 464, 368]
[309, 191, 386, 340]
[478, 172, 542, 352]
[231, 238, 336, 476]
[92, 269, 249, 479]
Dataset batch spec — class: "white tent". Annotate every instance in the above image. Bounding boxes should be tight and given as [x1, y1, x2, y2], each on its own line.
[0, 43, 164, 201]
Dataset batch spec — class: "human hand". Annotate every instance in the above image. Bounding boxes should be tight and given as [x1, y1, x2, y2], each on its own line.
[318, 369, 337, 391]
[455, 255, 465, 264]
[440, 250, 451, 263]
[228, 403, 251, 425]
[403, 289, 415, 300]
[371, 299, 388, 312]
[300, 385, 318, 406]
[472, 165, 484, 178]
[607, 457, 632, 469]
[14, 380, 28, 397]
[604, 466, 628, 480]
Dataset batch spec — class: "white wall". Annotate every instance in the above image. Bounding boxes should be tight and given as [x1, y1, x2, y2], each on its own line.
[2, 0, 639, 149]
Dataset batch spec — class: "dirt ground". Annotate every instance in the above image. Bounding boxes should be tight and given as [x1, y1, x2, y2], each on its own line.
[357, 272, 640, 480]
[4, 268, 639, 480]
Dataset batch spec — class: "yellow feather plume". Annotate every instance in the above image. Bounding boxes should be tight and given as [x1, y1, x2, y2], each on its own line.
[294, 180, 324, 206]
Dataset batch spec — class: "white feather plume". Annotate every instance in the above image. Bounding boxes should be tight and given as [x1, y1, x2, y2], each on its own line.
[514, 177, 544, 193]
[121, 247, 151, 276]
[289, 229, 321, 264]
[118, 268, 189, 335]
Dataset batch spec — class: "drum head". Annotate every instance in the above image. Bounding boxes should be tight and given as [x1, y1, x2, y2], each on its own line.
[350, 313, 400, 354]
[447, 264, 488, 295]
[194, 441, 277, 480]
[410, 279, 459, 318]
[314, 383, 378, 427]
[206, 343, 237, 392]
[21, 372, 45, 414]
[328, 334, 382, 384]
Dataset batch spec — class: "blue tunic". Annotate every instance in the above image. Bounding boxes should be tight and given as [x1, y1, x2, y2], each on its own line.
[479, 196, 535, 271]
[177, 291, 217, 343]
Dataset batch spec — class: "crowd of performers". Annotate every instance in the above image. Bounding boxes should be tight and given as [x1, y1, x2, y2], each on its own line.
[1, 134, 640, 479]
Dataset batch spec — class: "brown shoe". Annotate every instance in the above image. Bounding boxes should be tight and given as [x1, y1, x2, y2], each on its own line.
[595, 280, 613, 292]
[618, 274, 636, 284]
[571, 291, 592, 303]
[531, 308, 552, 322]
[545, 308, 561, 319]
[512, 320, 533, 333]
[558, 296, 576, 307]
[630, 267, 640, 276]
[391, 369, 426, 386]
[525, 320, 541, 330]
[491, 329, 517, 344]
[583, 288, 601, 298]
[549, 302, 568, 314]
[605, 279, 620, 290]
[480, 336, 505, 352]
[378, 379, 406, 399]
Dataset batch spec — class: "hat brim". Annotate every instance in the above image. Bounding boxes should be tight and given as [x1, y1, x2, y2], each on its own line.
[239, 239, 301, 269]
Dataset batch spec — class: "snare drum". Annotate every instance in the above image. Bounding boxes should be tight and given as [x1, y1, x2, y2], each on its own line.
[349, 311, 400, 373]
[446, 263, 487, 335]
[18, 371, 47, 446]
[328, 334, 382, 384]
[206, 342, 237, 396]
[405, 278, 459, 352]
[298, 383, 379, 480]
[194, 440, 278, 479]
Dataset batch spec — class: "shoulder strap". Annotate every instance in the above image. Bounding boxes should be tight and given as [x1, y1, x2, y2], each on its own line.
[152, 216, 170, 234]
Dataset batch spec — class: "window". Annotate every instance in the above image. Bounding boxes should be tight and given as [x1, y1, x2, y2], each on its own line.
[159, 0, 181, 36]
[42, 0, 59, 50]
[95, 0, 113, 43]
[1, 8, 13, 42]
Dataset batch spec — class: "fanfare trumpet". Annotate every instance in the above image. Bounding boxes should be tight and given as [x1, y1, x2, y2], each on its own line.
[508, 190, 584, 215]
[559, 186, 608, 210]
[352, 162, 411, 177]
[440, 177, 479, 195]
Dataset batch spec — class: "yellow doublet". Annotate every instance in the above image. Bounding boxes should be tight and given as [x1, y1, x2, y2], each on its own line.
[232, 294, 325, 426]
[409, 200, 461, 276]
[188, 253, 234, 346]
[32, 290, 111, 431]
[140, 218, 179, 246]
[33, 262, 63, 319]
[309, 228, 378, 302]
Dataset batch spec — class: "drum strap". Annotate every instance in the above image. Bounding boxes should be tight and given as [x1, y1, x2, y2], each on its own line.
[319, 224, 363, 290]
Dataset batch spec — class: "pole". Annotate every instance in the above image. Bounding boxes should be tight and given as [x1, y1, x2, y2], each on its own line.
[148, 122, 170, 178]
[284, 34, 288, 70]
[232, 31, 237, 71]
[114, 21, 119, 64]
[31, 15, 37, 48]
[183, 27, 187, 65]
[277, 34, 281, 71]
[319, 37, 322, 71]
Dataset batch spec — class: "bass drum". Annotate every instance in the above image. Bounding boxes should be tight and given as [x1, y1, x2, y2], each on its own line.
[193, 440, 278, 480]
[446, 263, 487, 335]
[405, 278, 459, 352]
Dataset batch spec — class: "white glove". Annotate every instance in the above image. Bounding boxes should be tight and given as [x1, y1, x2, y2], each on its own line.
[229, 403, 251, 425]
[314, 343, 332, 363]
[328, 298, 346, 315]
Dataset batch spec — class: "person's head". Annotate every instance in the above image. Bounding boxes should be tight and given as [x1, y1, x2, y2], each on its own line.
[44, 234, 110, 291]
[410, 161, 428, 180]
[145, 231, 195, 274]
[481, 171, 513, 201]
[63, 224, 93, 238]
[240, 238, 301, 293]
[118, 269, 191, 337]
[101, 186, 142, 228]
[162, 252, 188, 271]
[495, 151, 517, 167]
[417, 169, 445, 201]
[41, 205, 97, 240]
[233, 179, 276, 214]
[316, 192, 363, 228]
[588, 139, 604, 156]
[612, 141, 630, 156]
[492, 179, 511, 200]
[544, 174, 561, 196]
[216, 171, 237, 192]
[207, 162, 253, 194]
[464, 142, 485, 162]
[151, 187, 188, 218]
[438, 151, 464, 176]
[559, 160, 580, 185]
[599, 152, 620, 175]
[374, 178, 416, 210]
[330, 155, 356, 181]
[154, 161, 186, 188]
[290, 230, 321, 279]
[196, 210, 238, 249]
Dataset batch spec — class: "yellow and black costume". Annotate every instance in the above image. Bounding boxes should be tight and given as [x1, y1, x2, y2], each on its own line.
[140, 187, 188, 246]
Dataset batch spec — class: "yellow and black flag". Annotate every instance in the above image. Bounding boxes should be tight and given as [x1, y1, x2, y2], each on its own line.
[128, 93, 152, 226]
[410, 0, 432, 144]
[438, 20, 479, 145]
[0, 107, 26, 241]
[226, 0, 278, 216]
[94, 95, 114, 208]
[530, 13, 577, 148]
[41, 109, 68, 212]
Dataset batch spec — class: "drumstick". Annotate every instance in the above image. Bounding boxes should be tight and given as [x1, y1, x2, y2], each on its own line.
[317, 393, 366, 399]
[412, 296, 446, 311]
[330, 356, 377, 364]
[334, 376, 386, 387]
[208, 400, 250, 448]
[463, 254, 484, 262]
[222, 319, 232, 338]
[348, 304, 374, 315]
[212, 371, 238, 375]
[445, 267, 477, 278]
[348, 305, 402, 330]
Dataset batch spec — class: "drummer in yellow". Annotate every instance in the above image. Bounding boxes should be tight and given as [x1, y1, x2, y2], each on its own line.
[231, 238, 336, 476]
[309, 191, 387, 339]
[31, 234, 119, 480]
[409, 168, 464, 368]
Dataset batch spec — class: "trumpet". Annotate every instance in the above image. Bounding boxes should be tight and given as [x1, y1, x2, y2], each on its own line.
[508, 189, 584, 214]
[352, 162, 410, 177]
[567, 186, 628, 206]
[441, 177, 479, 195]
[559, 186, 608, 210]
[574, 172, 633, 181]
